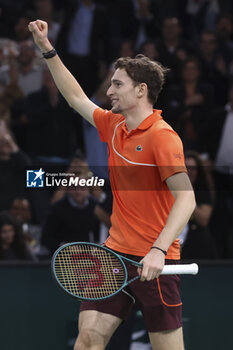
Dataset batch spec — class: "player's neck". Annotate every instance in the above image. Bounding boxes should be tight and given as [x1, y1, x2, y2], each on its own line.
[124, 104, 154, 132]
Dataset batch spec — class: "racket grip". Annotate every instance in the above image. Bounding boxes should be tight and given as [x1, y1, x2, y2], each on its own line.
[161, 263, 199, 275]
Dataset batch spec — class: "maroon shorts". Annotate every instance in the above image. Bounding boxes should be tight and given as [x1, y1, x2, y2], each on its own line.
[80, 253, 182, 332]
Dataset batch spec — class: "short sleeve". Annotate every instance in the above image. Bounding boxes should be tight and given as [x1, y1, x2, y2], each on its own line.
[93, 107, 124, 144]
[153, 129, 187, 182]
[93, 108, 112, 142]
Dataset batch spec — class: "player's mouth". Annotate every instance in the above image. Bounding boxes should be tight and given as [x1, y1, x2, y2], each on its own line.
[111, 99, 118, 105]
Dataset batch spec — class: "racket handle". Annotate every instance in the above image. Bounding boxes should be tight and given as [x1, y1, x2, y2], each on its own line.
[161, 263, 199, 275]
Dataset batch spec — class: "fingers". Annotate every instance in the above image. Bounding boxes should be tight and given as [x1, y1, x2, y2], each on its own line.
[139, 265, 152, 282]
[28, 21, 38, 33]
[139, 265, 162, 282]
[28, 20, 49, 51]
[28, 20, 47, 33]
[137, 267, 142, 277]
[137, 254, 164, 282]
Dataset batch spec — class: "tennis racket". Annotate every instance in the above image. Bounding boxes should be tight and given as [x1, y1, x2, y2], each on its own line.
[51, 242, 198, 301]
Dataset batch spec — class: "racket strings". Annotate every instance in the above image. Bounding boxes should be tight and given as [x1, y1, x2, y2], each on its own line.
[54, 245, 125, 299]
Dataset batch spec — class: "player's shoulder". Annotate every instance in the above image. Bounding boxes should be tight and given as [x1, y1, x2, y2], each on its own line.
[149, 117, 184, 151]
[94, 107, 124, 126]
[151, 114, 179, 139]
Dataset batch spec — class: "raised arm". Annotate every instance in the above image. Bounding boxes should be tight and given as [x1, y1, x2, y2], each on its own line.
[28, 20, 98, 126]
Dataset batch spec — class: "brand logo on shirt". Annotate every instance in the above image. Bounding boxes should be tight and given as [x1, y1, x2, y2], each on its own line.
[173, 152, 182, 159]
[136, 145, 143, 152]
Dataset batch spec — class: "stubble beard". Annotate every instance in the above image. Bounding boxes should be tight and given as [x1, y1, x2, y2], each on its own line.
[111, 103, 122, 114]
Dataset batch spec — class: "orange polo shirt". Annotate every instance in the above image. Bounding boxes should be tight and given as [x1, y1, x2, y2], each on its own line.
[94, 108, 187, 259]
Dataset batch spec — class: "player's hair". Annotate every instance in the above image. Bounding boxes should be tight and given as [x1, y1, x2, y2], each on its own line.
[114, 54, 169, 105]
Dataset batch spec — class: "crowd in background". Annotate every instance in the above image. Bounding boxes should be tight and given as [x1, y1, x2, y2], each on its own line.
[0, 0, 233, 261]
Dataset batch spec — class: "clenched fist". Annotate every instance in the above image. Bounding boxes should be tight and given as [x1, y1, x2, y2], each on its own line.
[28, 20, 53, 52]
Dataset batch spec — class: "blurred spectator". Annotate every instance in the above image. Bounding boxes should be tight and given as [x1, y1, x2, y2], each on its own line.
[216, 14, 233, 51]
[50, 150, 91, 204]
[206, 84, 233, 164]
[107, 0, 160, 53]
[10, 197, 42, 254]
[179, 151, 217, 259]
[0, 40, 12, 90]
[0, 103, 10, 127]
[117, 39, 136, 60]
[186, 0, 220, 39]
[50, 150, 112, 221]
[0, 211, 37, 261]
[0, 120, 31, 211]
[164, 56, 214, 152]
[0, 40, 24, 108]
[216, 13, 233, 76]
[11, 65, 82, 159]
[9, 40, 43, 97]
[33, 0, 61, 46]
[0, 3, 12, 38]
[55, 0, 110, 96]
[41, 172, 106, 255]
[205, 83, 233, 258]
[156, 17, 197, 83]
[14, 14, 33, 42]
[138, 40, 159, 61]
[199, 29, 229, 106]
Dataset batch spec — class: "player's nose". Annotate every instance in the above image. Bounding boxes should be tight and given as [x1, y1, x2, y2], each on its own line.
[106, 84, 114, 96]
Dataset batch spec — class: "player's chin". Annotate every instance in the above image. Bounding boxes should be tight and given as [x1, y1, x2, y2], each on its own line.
[111, 105, 122, 114]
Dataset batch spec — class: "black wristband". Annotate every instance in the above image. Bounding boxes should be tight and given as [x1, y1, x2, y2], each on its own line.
[151, 246, 167, 256]
[42, 48, 57, 59]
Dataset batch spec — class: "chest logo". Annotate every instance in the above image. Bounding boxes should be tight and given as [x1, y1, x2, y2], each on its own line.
[136, 145, 143, 152]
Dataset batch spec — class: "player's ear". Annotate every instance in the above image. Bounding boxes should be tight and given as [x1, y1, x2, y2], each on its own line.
[137, 83, 147, 98]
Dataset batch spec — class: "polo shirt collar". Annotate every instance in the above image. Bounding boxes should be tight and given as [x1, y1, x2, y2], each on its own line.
[121, 109, 162, 134]
[121, 109, 162, 135]
[137, 109, 162, 130]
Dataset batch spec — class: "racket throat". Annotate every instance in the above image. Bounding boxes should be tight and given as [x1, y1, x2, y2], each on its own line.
[122, 289, 135, 304]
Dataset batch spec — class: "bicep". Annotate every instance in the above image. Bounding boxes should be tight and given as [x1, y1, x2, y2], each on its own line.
[71, 96, 99, 127]
[166, 172, 194, 199]
[165, 172, 196, 222]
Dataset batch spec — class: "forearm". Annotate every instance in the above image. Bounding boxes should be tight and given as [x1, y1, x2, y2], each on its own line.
[39, 40, 87, 108]
[154, 191, 196, 251]
[28, 21, 96, 125]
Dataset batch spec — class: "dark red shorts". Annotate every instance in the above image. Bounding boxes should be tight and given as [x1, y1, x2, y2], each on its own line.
[80, 253, 182, 332]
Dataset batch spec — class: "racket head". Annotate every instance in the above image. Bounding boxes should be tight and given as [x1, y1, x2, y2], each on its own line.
[51, 242, 128, 301]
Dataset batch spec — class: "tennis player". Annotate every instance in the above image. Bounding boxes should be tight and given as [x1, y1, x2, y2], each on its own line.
[29, 20, 196, 350]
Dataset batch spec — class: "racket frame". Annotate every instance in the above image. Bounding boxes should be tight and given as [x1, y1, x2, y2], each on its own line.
[51, 242, 141, 301]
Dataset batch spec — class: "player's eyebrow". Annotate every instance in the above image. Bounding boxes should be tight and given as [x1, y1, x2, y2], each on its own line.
[111, 79, 123, 84]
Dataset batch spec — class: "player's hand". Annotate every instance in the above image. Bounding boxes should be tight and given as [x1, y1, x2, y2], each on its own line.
[28, 20, 53, 52]
[137, 249, 165, 281]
